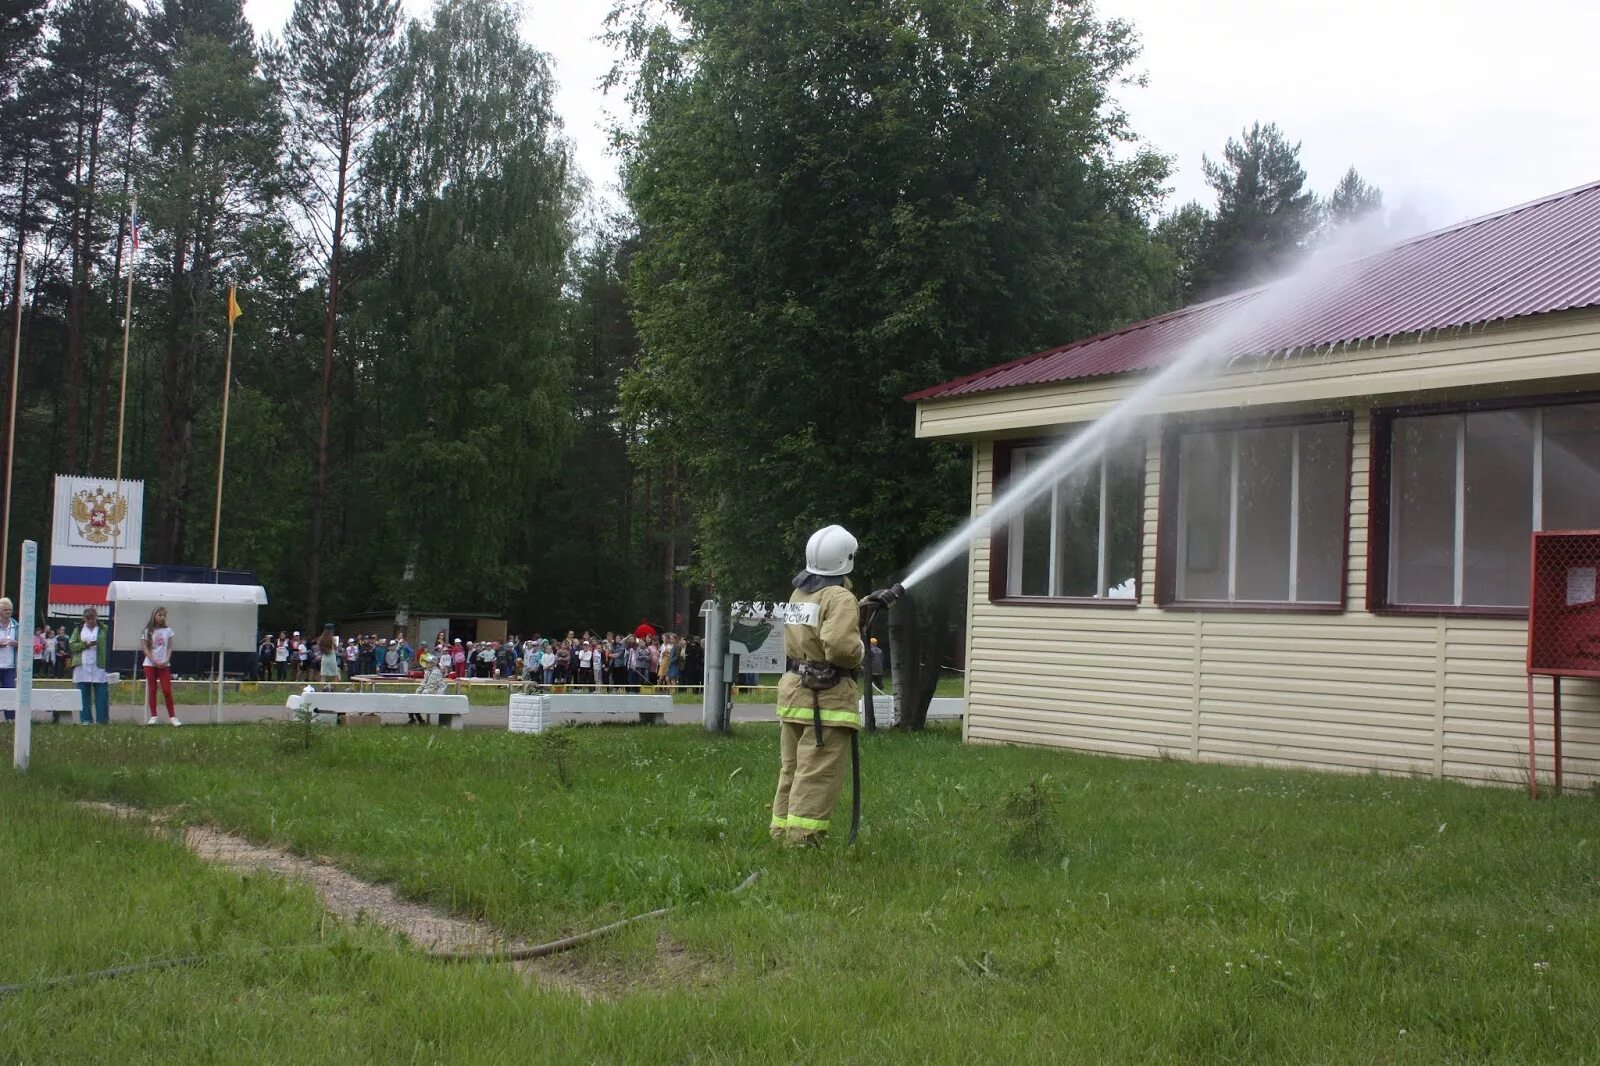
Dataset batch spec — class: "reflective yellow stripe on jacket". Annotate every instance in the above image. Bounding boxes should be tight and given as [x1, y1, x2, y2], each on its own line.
[775, 705, 862, 728]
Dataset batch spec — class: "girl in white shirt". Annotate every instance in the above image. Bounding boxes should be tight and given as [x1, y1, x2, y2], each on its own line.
[141, 607, 180, 725]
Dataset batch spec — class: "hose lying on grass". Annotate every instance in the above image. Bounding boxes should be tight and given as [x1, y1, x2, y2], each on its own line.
[0, 870, 763, 997]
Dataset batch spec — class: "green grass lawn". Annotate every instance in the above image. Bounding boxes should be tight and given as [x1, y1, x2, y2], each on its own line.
[4, 721, 1598, 1062]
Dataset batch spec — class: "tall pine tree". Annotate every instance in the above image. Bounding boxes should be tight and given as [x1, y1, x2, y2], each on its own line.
[1189, 121, 1319, 298]
[144, 0, 282, 562]
[269, 0, 400, 630]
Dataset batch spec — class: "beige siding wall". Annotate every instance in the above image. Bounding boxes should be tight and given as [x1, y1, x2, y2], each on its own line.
[922, 308, 1600, 440]
[963, 409, 1600, 787]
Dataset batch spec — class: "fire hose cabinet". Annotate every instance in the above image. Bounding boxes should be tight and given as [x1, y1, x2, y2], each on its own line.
[1525, 530, 1600, 796]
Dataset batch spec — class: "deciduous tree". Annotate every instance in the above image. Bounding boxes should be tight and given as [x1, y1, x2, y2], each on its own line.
[612, 0, 1172, 725]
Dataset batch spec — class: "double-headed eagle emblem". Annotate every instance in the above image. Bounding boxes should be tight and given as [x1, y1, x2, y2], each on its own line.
[70, 487, 128, 544]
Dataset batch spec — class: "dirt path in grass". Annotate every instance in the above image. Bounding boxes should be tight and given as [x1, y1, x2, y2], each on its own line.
[82, 802, 603, 998]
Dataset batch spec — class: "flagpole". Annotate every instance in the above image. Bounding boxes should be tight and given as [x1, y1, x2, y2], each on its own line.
[112, 197, 137, 571]
[211, 287, 236, 569]
[2, 239, 25, 597]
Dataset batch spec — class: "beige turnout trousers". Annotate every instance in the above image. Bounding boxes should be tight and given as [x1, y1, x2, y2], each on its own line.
[771, 720, 851, 845]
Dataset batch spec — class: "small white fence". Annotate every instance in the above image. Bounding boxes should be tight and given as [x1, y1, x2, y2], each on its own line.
[509, 693, 673, 734]
[870, 695, 963, 728]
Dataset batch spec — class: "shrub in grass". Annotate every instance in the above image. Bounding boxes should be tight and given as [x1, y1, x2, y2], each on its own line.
[996, 777, 1059, 861]
[278, 699, 319, 753]
[528, 727, 578, 788]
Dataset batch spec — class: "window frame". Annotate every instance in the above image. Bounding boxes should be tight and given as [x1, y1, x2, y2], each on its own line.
[1368, 392, 1600, 618]
[987, 435, 1146, 608]
[1154, 412, 1354, 614]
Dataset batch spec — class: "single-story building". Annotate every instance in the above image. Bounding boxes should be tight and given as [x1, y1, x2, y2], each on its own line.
[339, 611, 508, 647]
[909, 179, 1600, 786]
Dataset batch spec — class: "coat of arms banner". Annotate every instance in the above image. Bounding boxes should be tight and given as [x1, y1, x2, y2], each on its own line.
[49, 475, 144, 613]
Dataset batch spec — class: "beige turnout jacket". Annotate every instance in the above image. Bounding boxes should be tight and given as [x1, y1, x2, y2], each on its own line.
[775, 582, 864, 730]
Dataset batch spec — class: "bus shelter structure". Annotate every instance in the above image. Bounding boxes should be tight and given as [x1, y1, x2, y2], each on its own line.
[107, 580, 268, 723]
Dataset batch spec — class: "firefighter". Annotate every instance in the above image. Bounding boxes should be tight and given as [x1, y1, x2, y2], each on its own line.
[770, 524, 865, 847]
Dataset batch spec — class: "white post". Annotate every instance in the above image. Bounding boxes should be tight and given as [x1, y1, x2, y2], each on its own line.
[14, 539, 36, 770]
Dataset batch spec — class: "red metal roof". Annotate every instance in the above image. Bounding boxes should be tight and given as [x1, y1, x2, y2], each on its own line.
[908, 179, 1600, 402]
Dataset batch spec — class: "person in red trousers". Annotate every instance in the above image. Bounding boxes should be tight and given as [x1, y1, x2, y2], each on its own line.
[141, 606, 180, 726]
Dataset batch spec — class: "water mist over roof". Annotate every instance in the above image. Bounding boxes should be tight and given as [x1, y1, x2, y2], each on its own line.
[909, 178, 1600, 402]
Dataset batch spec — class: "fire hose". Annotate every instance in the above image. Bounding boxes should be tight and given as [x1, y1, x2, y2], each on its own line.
[849, 583, 905, 845]
[1, 871, 762, 996]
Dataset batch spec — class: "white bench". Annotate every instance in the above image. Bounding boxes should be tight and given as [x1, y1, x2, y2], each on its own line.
[0, 686, 85, 724]
[869, 695, 963, 728]
[287, 690, 472, 729]
[508, 693, 672, 734]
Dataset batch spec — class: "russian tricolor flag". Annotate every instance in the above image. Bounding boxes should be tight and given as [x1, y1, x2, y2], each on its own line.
[49, 564, 114, 606]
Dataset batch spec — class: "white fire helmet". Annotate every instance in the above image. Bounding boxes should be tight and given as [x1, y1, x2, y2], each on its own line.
[805, 524, 858, 577]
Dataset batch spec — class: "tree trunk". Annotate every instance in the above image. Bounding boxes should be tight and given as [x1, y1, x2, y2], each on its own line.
[63, 115, 90, 471]
[90, 116, 136, 475]
[305, 124, 353, 632]
[158, 203, 198, 563]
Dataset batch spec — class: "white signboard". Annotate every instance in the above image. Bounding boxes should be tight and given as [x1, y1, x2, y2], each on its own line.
[728, 602, 787, 674]
[106, 581, 267, 653]
[1567, 566, 1597, 606]
[49, 475, 144, 615]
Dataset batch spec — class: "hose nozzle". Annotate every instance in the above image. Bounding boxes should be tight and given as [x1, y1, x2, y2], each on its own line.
[861, 583, 905, 610]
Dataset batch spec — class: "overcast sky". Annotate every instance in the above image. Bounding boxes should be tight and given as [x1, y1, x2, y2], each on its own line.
[244, 0, 1600, 233]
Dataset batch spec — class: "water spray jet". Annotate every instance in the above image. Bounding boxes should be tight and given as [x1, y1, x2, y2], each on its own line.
[896, 217, 1393, 594]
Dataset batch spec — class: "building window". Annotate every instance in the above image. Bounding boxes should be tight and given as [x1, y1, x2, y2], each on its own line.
[1166, 419, 1348, 605]
[1002, 439, 1143, 600]
[1385, 403, 1600, 609]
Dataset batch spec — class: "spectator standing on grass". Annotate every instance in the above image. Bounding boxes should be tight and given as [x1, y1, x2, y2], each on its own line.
[576, 641, 592, 687]
[397, 635, 414, 674]
[451, 639, 466, 678]
[0, 597, 17, 722]
[294, 631, 310, 681]
[628, 638, 650, 691]
[258, 633, 275, 680]
[55, 627, 70, 678]
[275, 631, 290, 680]
[608, 635, 627, 689]
[141, 606, 180, 726]
[869, 638, 885, 693]
[42, 622, 55, 676]
[344, 636, 358, 678]
[539, 641, 555, 686]
[70, 606, 111, 725]
[658, 635, 674, 690]
[34, 626, 47, 678]
[412, 649, 445, 723]
[318, 624, 341, 687]
[592, 641, 605, 691]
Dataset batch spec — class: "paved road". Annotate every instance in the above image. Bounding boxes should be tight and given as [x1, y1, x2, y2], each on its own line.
[21, 700, 785, 729]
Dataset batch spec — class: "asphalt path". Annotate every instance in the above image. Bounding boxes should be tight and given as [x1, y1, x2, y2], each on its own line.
[19, 700, 784, 729]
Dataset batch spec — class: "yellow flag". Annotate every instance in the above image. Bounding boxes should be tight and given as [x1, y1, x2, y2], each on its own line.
[227, 285, 242, 325]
